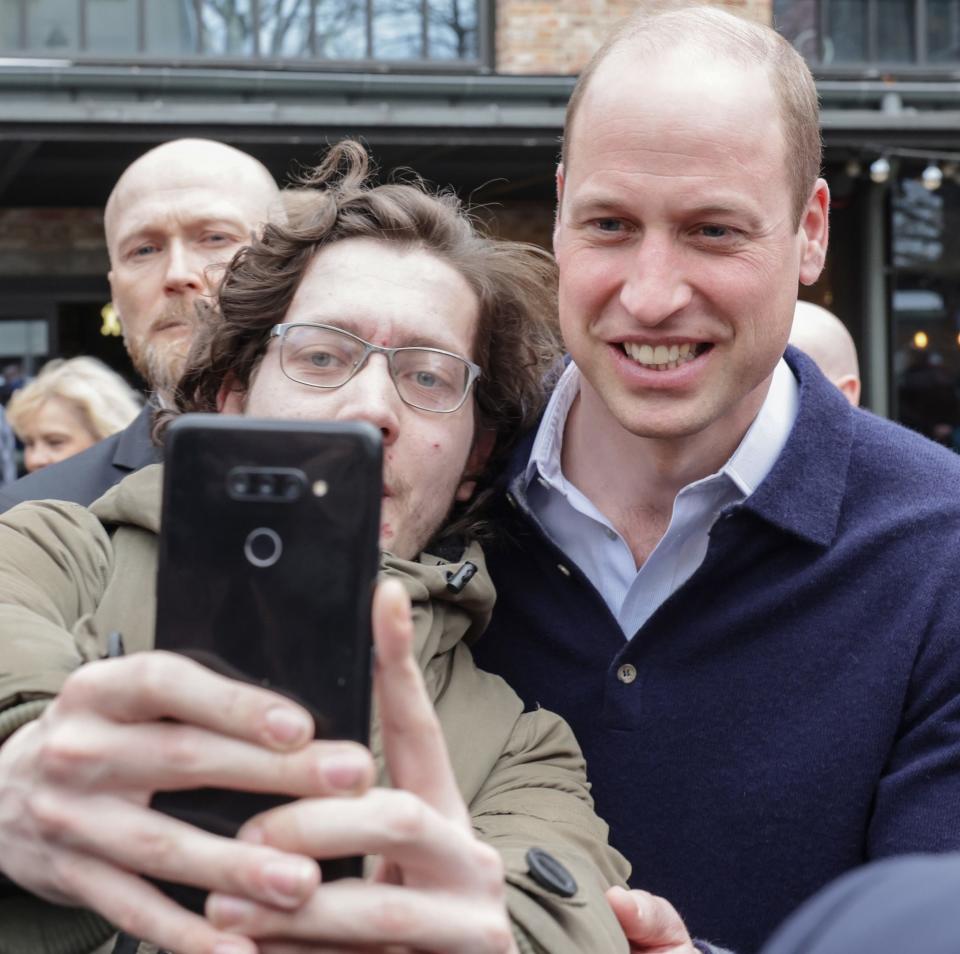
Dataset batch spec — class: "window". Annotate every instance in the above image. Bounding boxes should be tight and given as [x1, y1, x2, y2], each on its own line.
[0, 0, 487, 67]
[775, 0, 960, 68]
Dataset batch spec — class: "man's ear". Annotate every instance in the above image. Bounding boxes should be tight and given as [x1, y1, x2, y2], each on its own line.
[799, 178, 830, 286]
[455, 427, 496, 503]
[835, 374, 861, 407]
[553, 163, 566, 250]
[106, 271, 125, 330]
[217, 373, 245, 415]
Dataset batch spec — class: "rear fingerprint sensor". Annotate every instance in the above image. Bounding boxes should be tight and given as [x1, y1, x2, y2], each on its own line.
[244, 527, 283, 568]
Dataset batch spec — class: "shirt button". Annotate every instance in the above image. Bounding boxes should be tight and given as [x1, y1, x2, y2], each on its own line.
[557, 563, 571, 577]
[617, 663, 637, 684]
[605, 527, 617, 540]
[525, 847, 578, 898]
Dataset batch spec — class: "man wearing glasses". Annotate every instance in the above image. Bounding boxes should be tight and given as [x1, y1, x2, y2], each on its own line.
[0, 141, 628, 954]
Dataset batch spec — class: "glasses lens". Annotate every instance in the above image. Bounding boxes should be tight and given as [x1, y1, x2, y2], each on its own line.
[280, 325, 362, 388]
[392, 349, 472, 412]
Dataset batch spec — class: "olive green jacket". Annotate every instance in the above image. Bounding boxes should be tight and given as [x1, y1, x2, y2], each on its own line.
[0, 464, 629, 954]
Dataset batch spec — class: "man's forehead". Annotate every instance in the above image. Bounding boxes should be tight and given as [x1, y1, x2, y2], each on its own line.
[567, 46, 784, 184]
[295, 240, 481, 356]
[107, 184, 262, 246]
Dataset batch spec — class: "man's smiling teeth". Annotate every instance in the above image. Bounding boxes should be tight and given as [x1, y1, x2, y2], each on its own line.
[623, 341, 699, 370]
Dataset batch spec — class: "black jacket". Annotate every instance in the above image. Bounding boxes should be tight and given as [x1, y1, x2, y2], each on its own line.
[0, 404, 160, 513]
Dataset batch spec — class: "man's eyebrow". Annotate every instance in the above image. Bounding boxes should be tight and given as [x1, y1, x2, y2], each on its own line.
[303, 316, 468, 355]
[688, 205, 765, 230]
[117, 214, 248, 242]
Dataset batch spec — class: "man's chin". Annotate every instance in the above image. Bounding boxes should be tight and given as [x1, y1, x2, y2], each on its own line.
[128, 342, 188, 397]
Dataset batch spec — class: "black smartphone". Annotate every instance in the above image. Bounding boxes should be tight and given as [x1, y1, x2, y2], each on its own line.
[150, 414, 382, 912]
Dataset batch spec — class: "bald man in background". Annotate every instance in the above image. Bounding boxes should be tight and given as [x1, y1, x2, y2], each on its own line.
[789, 302, 861, 406]
[0, 139, 281, 511]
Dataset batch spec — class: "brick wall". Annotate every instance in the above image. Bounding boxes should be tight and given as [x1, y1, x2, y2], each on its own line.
[0, 209, 107, 277]
[497, 0, 774, 74]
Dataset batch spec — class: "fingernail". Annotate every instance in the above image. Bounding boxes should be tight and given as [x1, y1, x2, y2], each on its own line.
[264, 706, 312, 746]
[263, 858, 316, 903]
[208, 894, 255, 928]
[322, 749, 370, 792]
[213, 943, 251, 954]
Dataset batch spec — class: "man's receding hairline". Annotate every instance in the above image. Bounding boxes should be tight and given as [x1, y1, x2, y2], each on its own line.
[566, 31, 771, 155]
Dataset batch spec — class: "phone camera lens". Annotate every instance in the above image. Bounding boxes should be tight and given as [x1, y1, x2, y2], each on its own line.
[282, 475, 301, 500]
[256, 475, 275, 497]
[229, 472, 250, 497]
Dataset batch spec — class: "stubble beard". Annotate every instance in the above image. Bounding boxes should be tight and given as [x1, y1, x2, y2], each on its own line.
[125, 300, 197, 399]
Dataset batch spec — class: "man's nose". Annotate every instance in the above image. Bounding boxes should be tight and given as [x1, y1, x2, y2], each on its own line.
[337, 354, 401, 446]
[163, 240, 205, 295]
[618, 233, 693, 325]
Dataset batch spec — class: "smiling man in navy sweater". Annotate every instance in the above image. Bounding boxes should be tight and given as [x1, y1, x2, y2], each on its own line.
[474, 5, 960, 954]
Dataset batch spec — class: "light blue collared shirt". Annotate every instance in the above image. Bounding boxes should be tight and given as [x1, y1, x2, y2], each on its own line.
[525, 358, 799, 638]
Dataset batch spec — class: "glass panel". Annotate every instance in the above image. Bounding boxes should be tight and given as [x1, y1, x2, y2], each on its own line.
[893, 177, 944, 270]
[144, 0, 199, 56]
[373, 0, 423, 59]
[928, 0, 960, 63]
[877, 0, 914, 63]
[200, 0, 256, 56]
[258, 0, 312, 58]
[774, 0, 819, 61]
[315, 0, 366, 59]
[428, 0, 477, 60]
[26, 0, 78, 51]
[87, 0, 139, 55]
[0, 0, 23, 52]
[0, 321, 50, 365]
[824, 0, 866, 63]
[892, 177, 960, 448]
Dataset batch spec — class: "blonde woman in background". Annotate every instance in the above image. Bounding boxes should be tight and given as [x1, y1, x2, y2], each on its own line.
[7, 357, 142, 472]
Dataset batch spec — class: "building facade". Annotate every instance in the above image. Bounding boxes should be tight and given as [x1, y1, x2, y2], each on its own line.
[2, 0, 959, 445]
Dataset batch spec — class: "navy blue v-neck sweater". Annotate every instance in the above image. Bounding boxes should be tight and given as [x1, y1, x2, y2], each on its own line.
[475, 348, 960, 953]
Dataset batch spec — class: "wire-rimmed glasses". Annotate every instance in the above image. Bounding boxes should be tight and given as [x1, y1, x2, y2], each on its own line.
[269, 322, 481, 413]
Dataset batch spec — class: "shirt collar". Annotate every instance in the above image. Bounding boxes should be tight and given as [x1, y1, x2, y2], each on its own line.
[525, 357, 799, 501]
[525, 361, 580, 487]
[743, 345, 854, 548]
[723, 358, 798, 496]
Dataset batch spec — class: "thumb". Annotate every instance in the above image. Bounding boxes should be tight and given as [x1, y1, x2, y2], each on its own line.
[607, 885, 692, 951]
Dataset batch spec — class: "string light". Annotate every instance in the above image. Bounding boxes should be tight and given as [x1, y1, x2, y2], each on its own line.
[922, 162, 943, 191]
[870, 157, 891, 183]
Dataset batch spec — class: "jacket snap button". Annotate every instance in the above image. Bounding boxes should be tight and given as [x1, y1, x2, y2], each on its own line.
[525, 847, 578, 898]
[557, 563, 571, 577]
[617, 663, 637, 684]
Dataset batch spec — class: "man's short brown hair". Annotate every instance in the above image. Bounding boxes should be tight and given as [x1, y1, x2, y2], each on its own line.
[562, 3, 822, 229]
[174, 140, 561, 542]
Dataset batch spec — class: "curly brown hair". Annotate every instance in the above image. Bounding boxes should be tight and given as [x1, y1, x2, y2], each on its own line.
[172, 140, 562, 543]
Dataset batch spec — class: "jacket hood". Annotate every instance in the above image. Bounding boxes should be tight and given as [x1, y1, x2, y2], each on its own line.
[382, 541, 495, 666]
[90, 462, 163, 533]
[89, 463, 495, 665]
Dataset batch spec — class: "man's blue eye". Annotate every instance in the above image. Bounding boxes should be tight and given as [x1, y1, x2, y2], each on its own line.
[701, 225, 729, 238]
[415, 370, 439, 388]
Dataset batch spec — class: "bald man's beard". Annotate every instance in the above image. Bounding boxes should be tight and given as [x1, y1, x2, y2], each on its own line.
[124, 300, 198, 399]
